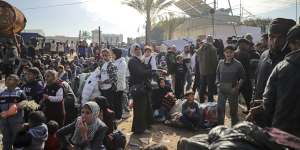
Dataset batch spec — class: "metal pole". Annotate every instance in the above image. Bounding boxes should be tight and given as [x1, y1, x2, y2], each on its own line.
[212, 0, 216, 37]
[297, 0, 298, 23]
[98, 26, 101, 47]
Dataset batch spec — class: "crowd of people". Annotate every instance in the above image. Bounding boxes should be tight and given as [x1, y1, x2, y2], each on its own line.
[0, 17, 299, 150]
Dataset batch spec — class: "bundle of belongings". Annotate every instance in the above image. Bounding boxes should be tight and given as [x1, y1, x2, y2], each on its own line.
[177, 121, 300, 150]
[166, 101, 218, 129]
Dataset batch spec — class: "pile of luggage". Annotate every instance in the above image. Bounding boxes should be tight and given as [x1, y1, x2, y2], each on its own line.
[177, 121, 299, 150]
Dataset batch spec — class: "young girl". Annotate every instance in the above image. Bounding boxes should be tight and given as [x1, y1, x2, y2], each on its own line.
[14, 111, 48, 150]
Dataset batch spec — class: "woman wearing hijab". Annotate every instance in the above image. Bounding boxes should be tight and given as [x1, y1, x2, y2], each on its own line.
[128, 43, 153, 134]
[57, 101, 108, 150]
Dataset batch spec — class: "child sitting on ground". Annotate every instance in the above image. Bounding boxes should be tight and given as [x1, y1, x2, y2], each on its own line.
[14, 111, 48, 150]
[152, 78, 173, 121]
[44, 120, 60, 150]
[179, 91, 202, 131]
[0, 74, 27, 150]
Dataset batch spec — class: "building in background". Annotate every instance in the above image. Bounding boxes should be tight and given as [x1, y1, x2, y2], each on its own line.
[91, 29, 123, 46]
[45, 35, 78, 43]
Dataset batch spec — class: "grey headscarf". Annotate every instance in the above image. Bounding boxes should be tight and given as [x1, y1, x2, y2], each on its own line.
[71, 101, 101, 146]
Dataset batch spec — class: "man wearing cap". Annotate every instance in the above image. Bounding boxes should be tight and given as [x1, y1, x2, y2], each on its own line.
[254, 18, 296, 100]
[249, 24, 300, 137]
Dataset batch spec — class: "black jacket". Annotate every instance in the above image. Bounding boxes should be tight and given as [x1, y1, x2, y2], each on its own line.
[255, 50, 286, 99]
[263, 49, 300, 137]
[128, 56, 152, 87]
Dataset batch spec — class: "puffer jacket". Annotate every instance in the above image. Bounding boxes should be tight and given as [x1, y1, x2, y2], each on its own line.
[263, 49, 300, 137]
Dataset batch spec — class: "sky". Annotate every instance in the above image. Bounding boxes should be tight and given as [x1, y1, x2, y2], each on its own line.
[5, 0, 300, 40]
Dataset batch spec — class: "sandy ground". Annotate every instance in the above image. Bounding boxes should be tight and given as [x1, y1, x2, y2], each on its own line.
[118, 103, 247, 150]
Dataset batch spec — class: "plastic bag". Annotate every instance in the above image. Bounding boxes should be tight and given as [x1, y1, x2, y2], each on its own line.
[201, 102, 218, 127]
[177, 134, 209, 150]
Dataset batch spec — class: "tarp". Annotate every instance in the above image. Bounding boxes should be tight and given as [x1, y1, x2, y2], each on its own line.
[162, 39, 193, 52]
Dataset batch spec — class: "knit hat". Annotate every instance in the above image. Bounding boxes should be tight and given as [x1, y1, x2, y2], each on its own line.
[269, 18, 296, 35]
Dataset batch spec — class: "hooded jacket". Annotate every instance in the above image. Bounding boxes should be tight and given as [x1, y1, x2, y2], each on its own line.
[263, 49, 300, 137]
[26, 123, 48, 150]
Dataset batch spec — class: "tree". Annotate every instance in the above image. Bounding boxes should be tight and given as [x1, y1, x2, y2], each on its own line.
[122, 0, 173, 44]
[80, 30, 92, 41]
[242, 18, 272, 33]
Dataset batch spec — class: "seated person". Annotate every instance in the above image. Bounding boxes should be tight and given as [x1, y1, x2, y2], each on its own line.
[93, 96, 126, 150]
[93, 96, 116, 134]
[179, 91, 202, 130]
[45, 120, 60, 150]
[14, 111, 48, 150]
[57, 101, 108, 150]
[151, 78, 173, 121]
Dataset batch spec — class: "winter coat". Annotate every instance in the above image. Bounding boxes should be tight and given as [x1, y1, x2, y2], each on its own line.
[255, 50, 286, 99]
[263, 49, 300, 137]
[26, 124, 48, 150]
[166, 51, 177, 75]
[22, 80, 44, 102]
[114, 57, 127, 91]
[128, 56, 152, 87]
[196, 43, 218, 76]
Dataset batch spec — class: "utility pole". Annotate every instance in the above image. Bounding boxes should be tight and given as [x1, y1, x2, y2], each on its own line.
[210, 0, 216, 37]
[296, 0, 298, 23]
[98, 26, 101, 48]
[240, 0, 242, 22]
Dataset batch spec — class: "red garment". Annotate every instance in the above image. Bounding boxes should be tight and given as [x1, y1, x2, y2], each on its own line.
[45, 134, 60, 150]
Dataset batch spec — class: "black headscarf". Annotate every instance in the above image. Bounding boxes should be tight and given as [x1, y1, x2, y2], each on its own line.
[111, 48, 122, 60]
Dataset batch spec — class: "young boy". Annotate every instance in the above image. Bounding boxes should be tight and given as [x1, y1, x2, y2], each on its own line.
[174, 55, 187, 99]
[180, 91, 202, 130]
[14, 111, 48, 150]
[216, 46, 245, 126]
[45, 120, 60, 150]
[0, 74, 26, 150]
[152, 78, 173, 121]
